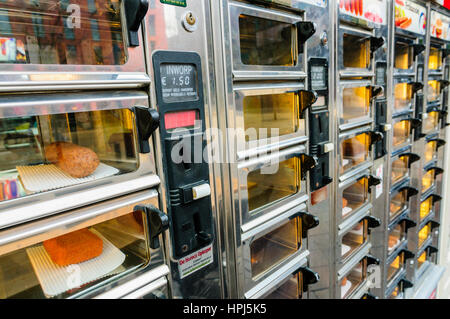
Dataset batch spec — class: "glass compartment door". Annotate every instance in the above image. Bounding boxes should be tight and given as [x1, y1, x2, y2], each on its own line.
[394, 41, 414, 70]
[428, 47, 442, 70]
[394, 81, 415, 112]
[0, 91, 154, 206]
[341, 176, 369, 218]
[0, 190, 164, 299]
[0, 0, 128, 65]
[341, 220, 367, 259]
[422, 111, 440, 134]
[427, 80, 441, 103]
[392, 119, 412, 149]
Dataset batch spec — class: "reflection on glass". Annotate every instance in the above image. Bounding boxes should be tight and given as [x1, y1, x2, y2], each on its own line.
[424, 141, 437, 163]
[394, 82, 413, 111]
[341, 221, 366, 258]
[264, 273, 302, 299]
[391, 156, 408, 185]
[239, 15, 295, 66]
[421, 170, 434, 193]
[420, 197, 432, 221]
[247, 157, 300, 212]
[0, 110, 138, 203]
[387, 254, 403, 283]
[250, 218, 300, 278]
[395, 43, 413, 69]
[243, 93, 298, 142]
[417, 251, 427, 270]
[392, 120, 410, 147]
[343, 34, 370, 68]
[427, 80, 441, 103]
[0, 210, 149, 298]
[340, 133, 369, 174]
[422, 111, 439, 134]
[0, 1, 127, 65]
[341, 260, 364, 299]
[429, 48, 442, 70]
[390, 190, 406, 220]
[388, 223, 404, 253]
[418, 223, 431, 248]
[342, 177, 368, 217]
[389, 286, 400, 299]
[342, 87, 370, 121]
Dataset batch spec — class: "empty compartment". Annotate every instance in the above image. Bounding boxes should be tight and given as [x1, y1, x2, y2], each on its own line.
[421, 170, 435, 194]
[342, 86, 371, 122]
[390, 191, 407, 221]
[340, 259, 364, 299]
[342, 177, 369, 217]
[428, 47, 442, 70]
[418, 223, 431, 249]
[427, 80, 441, 103]
[241, 91, 300, 142]
[424, 140, 437, 163]
[419, 196, 433, 221]
[391, 155, 409, 185]
[394, 42, 413, 70]
[388, 223, 405, 254]
[422, 111, 440, 134]
[341, 221, 367, 259]
[392, 119, 411, 148]
[387, 254, 404, 283]
[340, 133, 371, 174]
[247, 157, 300, 212]
[343, 33, 371, 69]
[239, 15, 295, 67]
[264, 272, 302, 299]
[394, 82, 414, 111]
[250, 217, 301, 278]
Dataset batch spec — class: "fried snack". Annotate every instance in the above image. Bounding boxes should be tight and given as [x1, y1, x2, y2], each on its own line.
[343, 197, 348, 208]
[341, 277, 348, 286]
[45, 142, 100, 178]
[43, 229, 103, 266]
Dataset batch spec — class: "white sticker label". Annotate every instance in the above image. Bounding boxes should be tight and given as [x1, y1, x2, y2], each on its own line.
[375, 164, 383, 199]
[177, 244, 214, 279]
[395, 0, 427, 35]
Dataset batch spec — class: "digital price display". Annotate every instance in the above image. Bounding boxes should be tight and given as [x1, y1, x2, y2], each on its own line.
[160, 63, 198, 103]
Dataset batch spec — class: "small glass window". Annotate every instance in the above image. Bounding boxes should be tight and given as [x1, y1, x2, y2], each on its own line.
[424, 141, 437, 163]
[0, 1, 127, 65]
[239, 15, 295, 66]
[394, 82, 413, 111]
[250, 217, 301, 278]
[417, 250, 427, 270]
[390, 190, 407, 220]
[340, 259, 364, 299]
[395, 42, 413, 70]
[264, 273, 302, 299]
[247, 157, 300, 212]
[388, 223, 404, 254]
[421, 170, 434, 193]
[243, 92, 299, 142]
[392, 120, 411, 148]
[387, 254, 403, 283]
[429, 48, 442, 70]
[422, 111, 439, 134]
[342, 177, 368, 217]
[342, 86, 371, 122]
[340, 133, 370, 174]
[427, 80, 441, 103]
[391, 155, 409, 185]
[343, 34, 370, 69]
[418, 223, 431, 249]
[419, 197, 432, 221]
[341, 221, 367, 258]
[0, 109, 138, 203]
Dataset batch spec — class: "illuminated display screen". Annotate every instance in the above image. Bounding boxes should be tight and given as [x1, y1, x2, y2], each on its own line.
[160, 63, 199, 103]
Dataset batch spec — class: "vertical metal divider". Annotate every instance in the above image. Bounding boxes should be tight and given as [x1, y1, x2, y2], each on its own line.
[141, 16, 174, 300]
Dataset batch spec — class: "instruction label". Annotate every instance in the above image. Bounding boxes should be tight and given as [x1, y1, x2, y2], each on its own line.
[178, 244, 213, 279]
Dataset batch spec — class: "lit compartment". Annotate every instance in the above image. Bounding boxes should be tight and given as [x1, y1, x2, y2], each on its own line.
[250, 217, 301, 278]
[342, 86, 371, 122]
[394, 82, 414, 111]
[418, 223, 431, 249]
[391, 155, 409, 185]
[394, 42, 413, 70]
[419, 196, 432, 221]
[387, 254, 404, 283]
[264, 272, 302, 299]
[392, 119, 411, 148]
[342, 177, 369, 218]
[388, 223, 405, 254]
[340, 259, 364, 299]
[427, 80, 441, 103]
[340, 133, 371, 174]
[428, 47, 442, 70]
[341, 221, 367, 259]
[343, 34, 371, 69]
[247, 157, 300, 212]
[0, 203, 157, 298]
[422, 111, 440, 134]
[424, 140, 437, 163]
[0, 108, 139, 203]
[239, 15, 296, 66]
[390, 190, 407, 221]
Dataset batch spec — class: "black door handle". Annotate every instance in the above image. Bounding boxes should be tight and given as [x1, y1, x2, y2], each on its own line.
[412, 44, 425, 57]
[397, 186, 418, 200]
[133, 106, 160, 154]
[291, 211, 320, 238]
[134, 204, 169, 249]
[295, 266, 320, 292]
[399, 152, 420, 168]
[400, 249, 415, 260]
[298, 90, 318, 116]
[296, 21, 316, 54]
[363, 215, 381, 229]
[125, 0, 149, 47]
[398, 216, 416, 231]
